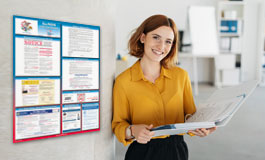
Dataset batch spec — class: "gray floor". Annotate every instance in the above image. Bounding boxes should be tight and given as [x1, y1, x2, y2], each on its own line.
[115, 84, 265, 160]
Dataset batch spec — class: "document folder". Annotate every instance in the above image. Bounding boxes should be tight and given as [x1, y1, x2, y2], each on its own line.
[151, 80, 259, 137]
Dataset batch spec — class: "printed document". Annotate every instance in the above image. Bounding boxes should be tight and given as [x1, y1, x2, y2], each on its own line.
[15, 36, 60, 76]
[151, 80, 259, 137]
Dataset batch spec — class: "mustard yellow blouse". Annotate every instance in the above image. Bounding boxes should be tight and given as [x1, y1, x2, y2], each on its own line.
[112, 60, 196, 146]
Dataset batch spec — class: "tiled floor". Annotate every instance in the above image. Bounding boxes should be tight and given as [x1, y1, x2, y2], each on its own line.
[115, 84, 265, 160]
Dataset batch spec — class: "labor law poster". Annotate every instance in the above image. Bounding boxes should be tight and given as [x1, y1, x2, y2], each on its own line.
[13, 16, 100, 143]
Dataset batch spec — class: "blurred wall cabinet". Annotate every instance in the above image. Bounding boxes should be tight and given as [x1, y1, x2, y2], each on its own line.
[217, 1, 244, 86]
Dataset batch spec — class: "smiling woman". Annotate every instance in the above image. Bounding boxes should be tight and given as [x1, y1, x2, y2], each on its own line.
[128, 15, 178, 69]
[140, 26, 174, 65]
[112, 14, 216, 160]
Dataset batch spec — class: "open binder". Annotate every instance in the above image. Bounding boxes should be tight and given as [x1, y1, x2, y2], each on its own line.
[151, 80, 259, 137]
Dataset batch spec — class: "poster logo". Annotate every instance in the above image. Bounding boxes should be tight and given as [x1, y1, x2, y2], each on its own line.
[77, 93, 85, 102]
[21, 20, 32, 32]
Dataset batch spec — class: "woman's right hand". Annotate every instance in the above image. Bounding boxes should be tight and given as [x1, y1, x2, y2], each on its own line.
[131, 124, 154, 144]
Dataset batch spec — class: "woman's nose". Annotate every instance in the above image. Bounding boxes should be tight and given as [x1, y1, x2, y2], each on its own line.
[157, 40, 165, 50]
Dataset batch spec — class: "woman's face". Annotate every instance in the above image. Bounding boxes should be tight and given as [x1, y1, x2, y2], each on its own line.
[140, 26, 174, 63]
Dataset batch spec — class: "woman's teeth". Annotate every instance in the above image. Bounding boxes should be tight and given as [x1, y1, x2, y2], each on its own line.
[152, 49, 163, 55]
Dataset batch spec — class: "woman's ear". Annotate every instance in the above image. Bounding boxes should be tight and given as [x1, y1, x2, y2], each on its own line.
[140, 33, 145, 43]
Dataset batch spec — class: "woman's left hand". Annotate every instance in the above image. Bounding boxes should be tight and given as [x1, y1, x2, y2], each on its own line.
[188, 127, 217, 137]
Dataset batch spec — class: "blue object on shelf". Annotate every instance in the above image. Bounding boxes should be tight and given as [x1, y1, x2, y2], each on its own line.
[220, 20, 238, 33]
[116, 54, 121, 60]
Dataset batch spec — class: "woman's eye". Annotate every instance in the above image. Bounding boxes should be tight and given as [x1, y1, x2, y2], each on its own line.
[153, 36, 159, 40]
[166, 41, 172, 44]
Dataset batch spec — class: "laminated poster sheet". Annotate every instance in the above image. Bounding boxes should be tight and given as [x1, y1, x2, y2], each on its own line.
[13, 15, 100, 143]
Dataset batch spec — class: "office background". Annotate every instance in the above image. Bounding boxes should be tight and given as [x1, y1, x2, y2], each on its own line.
[116, 0, 264, 84]
[115, 1, 265, 160]
[0, 0, 264, 160]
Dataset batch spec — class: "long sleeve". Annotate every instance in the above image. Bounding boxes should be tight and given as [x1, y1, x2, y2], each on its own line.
[183, 73, 197, 116]
[111, 79, 134, 146]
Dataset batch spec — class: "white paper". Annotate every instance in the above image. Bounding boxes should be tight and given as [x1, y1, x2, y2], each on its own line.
[62, 58, 99, 90]
[62, 104, 81, 133]
[151, 80, 259, 137]
[15, 105, 60, 140]
[62, 25, 99, 58]
[15, 36, 60, 76]
[186, 96, 244, 123]
[186, 80, 259, 126]
[82, 103, 99, 130]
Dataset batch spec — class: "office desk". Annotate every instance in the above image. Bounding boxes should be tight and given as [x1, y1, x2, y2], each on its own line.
[178, 53, 218, 96]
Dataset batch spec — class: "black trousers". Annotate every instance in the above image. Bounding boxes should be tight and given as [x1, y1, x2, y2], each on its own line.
[125, 135, 188, 160]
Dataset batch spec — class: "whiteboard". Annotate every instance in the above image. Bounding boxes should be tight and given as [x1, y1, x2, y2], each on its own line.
[188, 6, 219, 55]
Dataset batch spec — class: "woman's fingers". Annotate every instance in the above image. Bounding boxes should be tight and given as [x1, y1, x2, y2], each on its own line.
[188, 130, 200, 136]
[194, 129, 205, 137]
[138, 132, 151, 140]
[147, 124, 153, 130]
[200, 128, 210, 136]
[137, 135, 151, 144]
[188, 127, 217, 137]
[208, 126, 217, 133]
[132, 124, 154, 144]
[136, 133, 152, 143]
[188, 129, 205, 137]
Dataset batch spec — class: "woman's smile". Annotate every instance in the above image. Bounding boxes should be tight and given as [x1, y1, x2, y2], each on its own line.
[152, 49, 163, 55]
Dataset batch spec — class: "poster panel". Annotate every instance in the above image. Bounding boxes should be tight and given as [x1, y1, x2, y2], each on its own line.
[15, 17, 60, 37]
[62, 58, 99, 90]
[15, 105, 60, 140]
[62, 24, 99, 58]
[82, 103, 99, 131]
[15, 36, 60, 76]
[15, 77, 60, 107]
[62, 90, 99, 104]
[62, 104, 81, 133]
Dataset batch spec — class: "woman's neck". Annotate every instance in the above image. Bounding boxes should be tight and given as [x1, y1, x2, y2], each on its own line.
[140, 58, 161, 83]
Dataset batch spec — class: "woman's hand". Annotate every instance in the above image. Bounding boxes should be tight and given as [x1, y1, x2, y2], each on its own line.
[188, 127, 217, 137]
[131, 124, 155, 144]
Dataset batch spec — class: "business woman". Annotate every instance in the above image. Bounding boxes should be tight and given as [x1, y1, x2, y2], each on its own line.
[112, 14, 216, 160]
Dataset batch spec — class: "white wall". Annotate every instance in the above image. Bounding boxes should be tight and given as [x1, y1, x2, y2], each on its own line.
[241, 0, 259, 81]
[256, 0, 265, 81]
[242, 0, 265, 81]
[0, 0, 116, 160]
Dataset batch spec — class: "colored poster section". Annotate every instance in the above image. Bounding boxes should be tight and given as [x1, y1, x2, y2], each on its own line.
[15, 78, 60, 107]
[38, 19, 61, 37]
[15, 105, 60, 140]
[15, 36, 60, 76]
[62, 25, 99, 58]
[62, 90, 99, 104]
[62, 58, 99, 90]
[15, 17, 60, 37]
[62, 104, 81, 133]
[82, 103, 99, 131]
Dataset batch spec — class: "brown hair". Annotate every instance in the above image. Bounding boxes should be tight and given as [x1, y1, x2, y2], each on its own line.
[128, 14, 179, 69]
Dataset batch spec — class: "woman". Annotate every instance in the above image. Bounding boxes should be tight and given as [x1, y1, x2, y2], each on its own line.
[112, 15, 216, 160]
